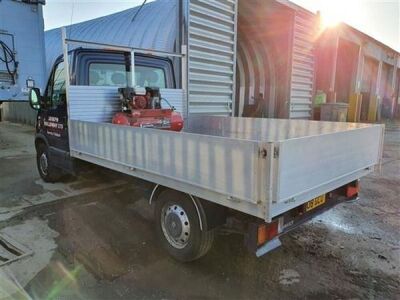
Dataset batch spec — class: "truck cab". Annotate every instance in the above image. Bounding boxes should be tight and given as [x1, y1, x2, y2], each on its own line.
[34, 49, 175, 181]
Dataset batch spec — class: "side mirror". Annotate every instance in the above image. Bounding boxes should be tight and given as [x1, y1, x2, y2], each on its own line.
[29, 87, 41, 110]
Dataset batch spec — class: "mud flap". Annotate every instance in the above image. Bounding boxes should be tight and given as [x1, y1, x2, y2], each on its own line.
[256, 237, 282, 257]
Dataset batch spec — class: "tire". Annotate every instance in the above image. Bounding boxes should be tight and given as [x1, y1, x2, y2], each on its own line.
[155, 189, 214, 262]
[36, 143, 63, 183]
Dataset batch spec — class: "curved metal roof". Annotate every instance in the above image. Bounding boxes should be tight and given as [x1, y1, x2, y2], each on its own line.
[44, 0, 177, 77]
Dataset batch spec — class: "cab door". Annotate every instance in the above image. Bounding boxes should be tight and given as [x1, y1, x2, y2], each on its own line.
[40, 60, 69, 152]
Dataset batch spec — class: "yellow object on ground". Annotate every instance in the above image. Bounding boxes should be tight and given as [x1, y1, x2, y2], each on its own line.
[368, 96, 379, 122]
[348, 93, 362, 122]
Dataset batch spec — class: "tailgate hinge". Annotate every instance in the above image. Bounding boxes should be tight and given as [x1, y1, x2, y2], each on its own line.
[273, 146, 279, 158]
[258, 148, 267, 159]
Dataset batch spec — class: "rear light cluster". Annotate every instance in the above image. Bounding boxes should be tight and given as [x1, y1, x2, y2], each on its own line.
[346, 180, 360, 198]
[257, 219, 282, 246]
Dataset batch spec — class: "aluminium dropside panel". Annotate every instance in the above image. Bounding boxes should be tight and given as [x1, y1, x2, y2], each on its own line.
[68, 120, 268, 220]
[270, 124, 384, 217]
[185, 115, 384, 220]
[67, 86, 269, 220]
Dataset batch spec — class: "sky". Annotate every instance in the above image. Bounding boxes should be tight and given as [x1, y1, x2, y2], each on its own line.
[43, 0, 400, 51]
[292, 0, 400, 51]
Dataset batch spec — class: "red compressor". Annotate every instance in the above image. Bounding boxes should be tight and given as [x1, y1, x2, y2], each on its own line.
[112, 87, 183, 131]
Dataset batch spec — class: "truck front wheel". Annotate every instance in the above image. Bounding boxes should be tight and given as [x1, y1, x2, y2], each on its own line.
[36, 143, 62, 182]
[154, 189, 214, 262]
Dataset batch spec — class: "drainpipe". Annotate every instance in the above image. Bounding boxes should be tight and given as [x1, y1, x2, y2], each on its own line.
[389, 54, 399, 119]
[368, 59, 383, 122]
[348, 43, 364, 122]
[376, 60, 383, 96]
[328, 32, 339, 103]
[175, 0, 183, 89]
[354, 44, 365, 94]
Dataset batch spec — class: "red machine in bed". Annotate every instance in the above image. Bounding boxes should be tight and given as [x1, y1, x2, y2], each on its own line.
[112, 87, 183, 131]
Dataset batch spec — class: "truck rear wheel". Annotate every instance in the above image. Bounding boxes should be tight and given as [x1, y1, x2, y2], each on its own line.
[154, 189, 214, 262]
[36, 143, 62, 182]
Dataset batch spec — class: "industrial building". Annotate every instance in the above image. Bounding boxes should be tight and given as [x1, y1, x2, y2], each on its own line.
[1, 0, 399, 123]
[316, 23, 400, 121]
[0, 0, 46, 124]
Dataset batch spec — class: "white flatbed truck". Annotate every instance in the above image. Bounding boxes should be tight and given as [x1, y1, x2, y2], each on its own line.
[27, 1, 384, 261]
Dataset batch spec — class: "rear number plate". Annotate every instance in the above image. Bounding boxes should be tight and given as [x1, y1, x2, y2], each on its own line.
[305, 195, 326, 212]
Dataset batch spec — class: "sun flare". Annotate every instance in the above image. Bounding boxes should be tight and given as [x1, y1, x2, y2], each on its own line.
[317, 0, 360, 29]
[319, 6, 343, 29]
[320, 12, 342, 28]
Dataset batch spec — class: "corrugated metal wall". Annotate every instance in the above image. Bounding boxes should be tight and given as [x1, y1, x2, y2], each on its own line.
[44, 0, 178, 78]
[1, 102, 37, 125]
[187, 0, 238, 116]
[235, 0, 294, 119]
[288, 10, 317, 119]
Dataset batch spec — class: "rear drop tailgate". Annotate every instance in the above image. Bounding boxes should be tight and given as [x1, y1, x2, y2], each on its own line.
[270, 124, 384, 218]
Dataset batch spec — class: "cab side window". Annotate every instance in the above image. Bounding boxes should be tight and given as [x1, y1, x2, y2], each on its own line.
[47, 61, 66, 108]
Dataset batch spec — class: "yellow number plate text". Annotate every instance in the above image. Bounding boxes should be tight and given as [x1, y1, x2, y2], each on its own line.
[305, 195, 326, 212]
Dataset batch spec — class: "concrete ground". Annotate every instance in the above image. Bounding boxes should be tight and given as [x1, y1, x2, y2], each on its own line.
[0, 121, 399, 300]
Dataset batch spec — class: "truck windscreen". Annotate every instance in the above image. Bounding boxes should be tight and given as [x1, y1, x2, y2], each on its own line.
[88, 63, 166, 88]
